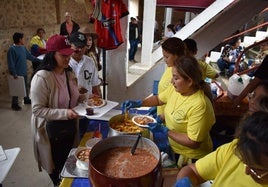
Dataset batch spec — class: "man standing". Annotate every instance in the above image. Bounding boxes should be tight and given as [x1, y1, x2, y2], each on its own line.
[129, 17, 139, 62]
[68, 31, 102, 138]
[7, 32, 42, 111]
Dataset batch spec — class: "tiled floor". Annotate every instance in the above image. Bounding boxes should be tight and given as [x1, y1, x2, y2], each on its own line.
[0, 94, 54, 187]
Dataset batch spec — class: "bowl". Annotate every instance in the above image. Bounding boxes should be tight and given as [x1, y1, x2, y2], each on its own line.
[74, 147, 91, 170]
[132, 115, 156, 128]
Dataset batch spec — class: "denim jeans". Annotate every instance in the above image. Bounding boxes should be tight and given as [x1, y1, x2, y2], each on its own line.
[129, 39, 139, 60]
[217, 58, 235, 75]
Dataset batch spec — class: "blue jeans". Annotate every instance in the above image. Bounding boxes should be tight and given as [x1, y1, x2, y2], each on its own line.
[217, 58, 235, 75]
[247, 59, 255, 77]
[129, 39, 139, 61]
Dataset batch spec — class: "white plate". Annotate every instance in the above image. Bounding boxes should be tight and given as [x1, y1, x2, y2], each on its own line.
[132, 115, 156, 128]
[73, 105, 86, 116]
[73, 100, 118, 119]
[87, 98, 107, 108]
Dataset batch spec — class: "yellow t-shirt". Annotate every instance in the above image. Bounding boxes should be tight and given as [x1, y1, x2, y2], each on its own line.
[199, 60, 217, 79]
[157, 62, 217, 115]
[196, 140, 268, 187]
[157, 67, 172, 115]
[30, 35, 46, 48]
[159, 86, 215, 159]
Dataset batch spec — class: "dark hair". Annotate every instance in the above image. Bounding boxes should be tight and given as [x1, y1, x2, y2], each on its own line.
[173, 56, 214, 105]
[184, 38, 198, 55]
[257, 80, 268, 93]
[161, 37, 186, 57]
[167, 24, 176, 34]
[31, 52, 72, 80]
[235, 111, 268, 166]
[39, 52, 57, 71]
[254, 81, 268, 112]
[229, 37, 240, 46]
[36, 28, 45, 34]
[85, 35, 100, 64]
[258, 97, 268, 112]
[13, 32, 24, 44]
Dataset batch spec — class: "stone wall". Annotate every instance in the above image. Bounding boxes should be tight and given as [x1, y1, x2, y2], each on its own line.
[0, 0, 93, 95]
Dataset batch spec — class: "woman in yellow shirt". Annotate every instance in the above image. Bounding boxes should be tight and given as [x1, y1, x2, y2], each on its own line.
[157, 37, 186, 116]
[176, 111, 268, 187]
[122, 56, 215, 165]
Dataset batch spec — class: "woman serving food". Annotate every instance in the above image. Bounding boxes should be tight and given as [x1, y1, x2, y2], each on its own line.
[121, 56, 215, 167]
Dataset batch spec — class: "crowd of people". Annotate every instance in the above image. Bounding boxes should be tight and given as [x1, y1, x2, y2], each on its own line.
[121, 34, 268, 187]
[6, 11, 103, 186]
[6, 10, 268, 187]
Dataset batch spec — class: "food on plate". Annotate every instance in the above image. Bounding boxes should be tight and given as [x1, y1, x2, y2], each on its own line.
[76, 149, 91, 163]
[91, 147, 158, 178]
[133, 115, 155, 125]
[110, 119, 144, 133]
[88, 96, 105, 107]
[86, 108, 94, 115]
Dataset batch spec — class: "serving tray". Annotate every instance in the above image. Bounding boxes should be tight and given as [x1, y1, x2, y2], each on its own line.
[60, 148, 88, 178]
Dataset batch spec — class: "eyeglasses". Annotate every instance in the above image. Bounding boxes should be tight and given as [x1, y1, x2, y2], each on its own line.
[244, 164, 268, 179]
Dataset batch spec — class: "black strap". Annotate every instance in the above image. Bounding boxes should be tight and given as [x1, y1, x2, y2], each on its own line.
[65, 71, 71, 109]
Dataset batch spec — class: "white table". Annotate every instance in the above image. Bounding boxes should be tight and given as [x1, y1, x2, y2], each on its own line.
[0, 147, 20, 184]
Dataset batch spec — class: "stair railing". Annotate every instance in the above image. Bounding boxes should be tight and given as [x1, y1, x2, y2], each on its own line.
[234, 37, 268, 74]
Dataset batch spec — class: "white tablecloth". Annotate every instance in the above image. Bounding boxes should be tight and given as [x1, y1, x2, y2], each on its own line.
[0, 147, 20, 183]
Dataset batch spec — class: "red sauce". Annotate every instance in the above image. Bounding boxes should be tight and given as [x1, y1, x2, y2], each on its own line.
[92, 147, 158, 178]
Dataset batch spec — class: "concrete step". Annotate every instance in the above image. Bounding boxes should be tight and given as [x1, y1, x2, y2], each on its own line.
[128, 63, 150, 75]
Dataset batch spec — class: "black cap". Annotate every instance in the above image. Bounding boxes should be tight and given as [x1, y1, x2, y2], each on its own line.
[68, 31, 87, 47]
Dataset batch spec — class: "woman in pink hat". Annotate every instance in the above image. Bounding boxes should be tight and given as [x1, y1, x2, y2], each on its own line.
[30, 34, 84, 186]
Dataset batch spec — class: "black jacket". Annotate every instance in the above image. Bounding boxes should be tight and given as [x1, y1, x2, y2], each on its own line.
[60, 21, 80, 36]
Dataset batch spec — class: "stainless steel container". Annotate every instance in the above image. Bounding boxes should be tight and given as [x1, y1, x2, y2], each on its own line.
[108, 114, 150, 138]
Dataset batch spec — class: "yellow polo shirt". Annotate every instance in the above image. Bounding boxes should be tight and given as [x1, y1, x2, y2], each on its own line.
[159, 86, 215, 159]
[196, 140, 268, 187]
[157, 67, 172, 115]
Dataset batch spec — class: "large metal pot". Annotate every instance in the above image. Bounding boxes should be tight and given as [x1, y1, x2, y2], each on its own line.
[89, 135, 162, 187]
[108, 114, 150, 138]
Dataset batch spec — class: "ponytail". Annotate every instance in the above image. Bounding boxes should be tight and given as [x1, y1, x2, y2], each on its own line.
[200, 81, 215, 108]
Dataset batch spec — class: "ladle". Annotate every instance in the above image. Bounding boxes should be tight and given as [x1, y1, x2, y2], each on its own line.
[131, 133, 142, 155]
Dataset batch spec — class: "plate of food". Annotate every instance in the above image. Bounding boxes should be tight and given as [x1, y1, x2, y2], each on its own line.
[87, 96, 106, 108]
[132, 115, 156, 128]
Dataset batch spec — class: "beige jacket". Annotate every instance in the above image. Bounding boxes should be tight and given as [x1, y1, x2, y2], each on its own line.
[30, 70, 79, 173]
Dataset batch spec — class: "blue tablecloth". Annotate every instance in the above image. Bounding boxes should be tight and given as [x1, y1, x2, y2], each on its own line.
[62, 108, 169, 187]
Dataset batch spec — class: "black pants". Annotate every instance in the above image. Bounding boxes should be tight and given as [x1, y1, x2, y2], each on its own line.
[46, 120, 76, 186]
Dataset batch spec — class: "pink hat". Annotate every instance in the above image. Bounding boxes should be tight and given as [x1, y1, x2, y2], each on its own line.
[46, 34, 74, 55]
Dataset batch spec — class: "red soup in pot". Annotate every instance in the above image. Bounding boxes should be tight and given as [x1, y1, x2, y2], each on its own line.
[91, 147, 158, 178]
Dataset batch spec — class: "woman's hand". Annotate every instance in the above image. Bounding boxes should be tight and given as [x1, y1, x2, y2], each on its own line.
[67, 109, 79, 119]
[121, 100, 142, 114]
